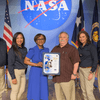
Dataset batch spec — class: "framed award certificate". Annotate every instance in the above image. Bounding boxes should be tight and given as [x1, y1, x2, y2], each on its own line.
[43, 53, 60, 75]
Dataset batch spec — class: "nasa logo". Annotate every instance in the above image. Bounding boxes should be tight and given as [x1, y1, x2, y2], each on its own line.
[20, 0, 72, 30]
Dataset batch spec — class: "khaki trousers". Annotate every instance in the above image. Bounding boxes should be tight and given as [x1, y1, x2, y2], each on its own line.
[55, 80, 75, 100]
[0, 66, 5, 100]
[8, 69, 26, 100]
[79, 67, 96, 100]
[97, 65, 100, 92]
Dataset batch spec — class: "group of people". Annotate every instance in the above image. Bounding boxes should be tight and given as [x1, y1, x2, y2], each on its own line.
[0, 31, 100, 100]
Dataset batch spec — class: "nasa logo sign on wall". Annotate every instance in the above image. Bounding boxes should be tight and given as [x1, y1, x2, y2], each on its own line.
[19, 0, 72, 30]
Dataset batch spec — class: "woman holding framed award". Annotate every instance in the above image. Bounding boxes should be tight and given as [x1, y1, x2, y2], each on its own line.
[77, 31, 97, 100]
[24, 33, 49, 100]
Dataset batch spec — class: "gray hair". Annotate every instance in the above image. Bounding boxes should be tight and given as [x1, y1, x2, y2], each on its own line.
[59, 32, 69, 39]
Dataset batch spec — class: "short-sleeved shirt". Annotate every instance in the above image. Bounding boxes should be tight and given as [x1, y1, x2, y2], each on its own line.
[78, 43, 98, 72]
[51, 43, 80, 83]
[0, 38, 8, 66]
[26, 45, 49, 65]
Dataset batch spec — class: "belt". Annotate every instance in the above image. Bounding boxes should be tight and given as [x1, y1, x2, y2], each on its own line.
[80, 66, 92, 68]
[0, 66, 4, 69]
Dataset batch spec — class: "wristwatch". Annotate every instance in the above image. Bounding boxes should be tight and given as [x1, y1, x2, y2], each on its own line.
[73, 73, 77, 76]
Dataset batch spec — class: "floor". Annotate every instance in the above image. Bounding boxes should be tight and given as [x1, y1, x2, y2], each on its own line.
[2, 79, 100, 100]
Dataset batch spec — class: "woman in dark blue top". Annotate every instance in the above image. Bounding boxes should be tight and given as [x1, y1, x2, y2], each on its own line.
[24, 33, 49, 100]
[77, 31, 97, 100]
[8, 32, 27, 100]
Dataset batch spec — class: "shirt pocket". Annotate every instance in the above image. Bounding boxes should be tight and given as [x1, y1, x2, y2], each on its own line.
[62, 51, 68, 60]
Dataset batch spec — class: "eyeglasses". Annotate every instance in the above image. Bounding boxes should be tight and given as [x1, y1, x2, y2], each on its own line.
[37, 38, 45, 40]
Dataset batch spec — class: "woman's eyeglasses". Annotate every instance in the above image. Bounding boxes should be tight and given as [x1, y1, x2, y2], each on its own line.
[37, 38, 44, 40]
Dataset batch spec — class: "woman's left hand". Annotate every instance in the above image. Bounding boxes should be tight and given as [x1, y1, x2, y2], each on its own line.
[12, 79, 17, 84]
[88, 73, 93, 81]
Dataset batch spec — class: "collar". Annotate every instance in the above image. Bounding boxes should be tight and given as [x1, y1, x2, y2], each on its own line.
[35, 45, 44, 50]
[17, 45, 23, 49]
[0, 38, 4, 41]
[80, 43, 89, 49]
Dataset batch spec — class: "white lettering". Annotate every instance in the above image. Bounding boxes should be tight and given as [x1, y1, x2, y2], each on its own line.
[49, 0, 57, 11]
[25, 1, 34, 10]
[37, 1, 47, 11]
[25, 0, 69, 11]
[58, 1, 69, 11]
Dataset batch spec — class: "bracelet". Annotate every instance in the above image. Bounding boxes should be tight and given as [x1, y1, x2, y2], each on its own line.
[73, 73, 77, 76]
